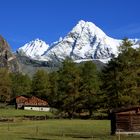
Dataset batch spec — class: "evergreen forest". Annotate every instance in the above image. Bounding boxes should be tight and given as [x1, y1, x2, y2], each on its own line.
[0, 39, 140, 118]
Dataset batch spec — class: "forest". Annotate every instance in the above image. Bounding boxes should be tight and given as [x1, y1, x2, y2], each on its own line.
[0, 39, 140, 118]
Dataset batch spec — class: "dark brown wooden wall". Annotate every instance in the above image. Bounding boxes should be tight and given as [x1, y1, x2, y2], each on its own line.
[116, 114, 140, 132]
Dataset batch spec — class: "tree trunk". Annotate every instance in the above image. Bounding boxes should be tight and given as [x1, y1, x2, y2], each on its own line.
[89, 109, 93, 117]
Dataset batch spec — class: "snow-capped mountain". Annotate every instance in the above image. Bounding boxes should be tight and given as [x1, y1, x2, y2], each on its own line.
[43, 20, 122, 62]
[17, 39, 49, 60]
[17, 20, 140, 63]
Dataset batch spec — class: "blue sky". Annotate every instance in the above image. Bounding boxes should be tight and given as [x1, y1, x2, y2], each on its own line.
[0, 0, 140, 51]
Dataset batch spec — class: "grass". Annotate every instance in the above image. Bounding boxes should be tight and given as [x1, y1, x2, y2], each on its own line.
[0, 119, 140, 140]
[0, 108, 140, 140]
[0, 108, 53, 117]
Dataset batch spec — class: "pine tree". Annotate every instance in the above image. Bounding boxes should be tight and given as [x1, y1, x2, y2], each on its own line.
[101, 39, 140, 109]
[10, 73, 31, 97]
[57, 58, 81, 118]
[0, 68, 11, 102]
[80, 61, 100, 116]
[47, 71, 59, 107]
[32, 69, 49, 98]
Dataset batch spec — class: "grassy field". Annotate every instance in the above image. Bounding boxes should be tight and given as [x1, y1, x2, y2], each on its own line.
[0, 119, 140, 140]
[0, 108, 140, 140]
[0, 108, 53, 117]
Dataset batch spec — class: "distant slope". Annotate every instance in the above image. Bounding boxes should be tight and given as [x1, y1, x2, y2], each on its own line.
[16, 54, 59, 76]
[16, 54, 105, 76]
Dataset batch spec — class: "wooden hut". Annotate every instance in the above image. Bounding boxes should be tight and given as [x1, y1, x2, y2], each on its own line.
[110, 106, 140, 135]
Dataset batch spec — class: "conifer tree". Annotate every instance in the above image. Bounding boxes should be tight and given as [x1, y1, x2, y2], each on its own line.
[0, 68, 11, 102]
[80, 61, 100, 116]
[47, 71, 59, 107]
[32, 69, 49, 98]
[57, 58, 81, 118]
[101, 39, 140, 109]
[10, 73, 31, 97]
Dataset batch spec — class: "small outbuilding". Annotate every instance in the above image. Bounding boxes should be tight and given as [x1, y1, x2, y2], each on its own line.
[16, 96, 50, 112]
[110, 106, 140, 135]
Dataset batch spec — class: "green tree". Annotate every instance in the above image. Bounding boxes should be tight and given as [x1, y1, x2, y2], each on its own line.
[0, 68, 11, 102]
[80, 61, 100, 116]
[47, 71, 59, 107]
[101, 39, 140, 109]
[10, 73, 31, 97]
[57, 58, 81, 118]
[32, 69, 49, 98]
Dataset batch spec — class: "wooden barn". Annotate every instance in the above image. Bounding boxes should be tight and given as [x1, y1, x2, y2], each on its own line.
[16, 96, 50, 112]
[110, 106, 140, 135]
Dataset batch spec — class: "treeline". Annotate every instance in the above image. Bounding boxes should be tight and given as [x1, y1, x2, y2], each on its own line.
[0, 39, 140, 117]
[0, 59, 100, 117]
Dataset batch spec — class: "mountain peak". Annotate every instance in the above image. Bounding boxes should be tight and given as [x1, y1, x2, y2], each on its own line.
[34, 38, 44, 42]
[42, 20, 121, 62]
[17, 39, 49, 60]
[77, 20, 96, 27]
[71, 20, 106, 40]
[78, 20, 97, 26]
[17, 21, 140, 63]
[77, 20, 86, 26]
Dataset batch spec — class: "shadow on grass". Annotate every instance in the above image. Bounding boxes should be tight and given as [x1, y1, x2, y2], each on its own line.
[72, 136, 93, 139]
[23, 138, 53, 140]
[23, 135, 95, 140]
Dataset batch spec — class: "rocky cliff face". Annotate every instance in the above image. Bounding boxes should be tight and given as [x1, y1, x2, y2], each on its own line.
[0, 35, 20, 72]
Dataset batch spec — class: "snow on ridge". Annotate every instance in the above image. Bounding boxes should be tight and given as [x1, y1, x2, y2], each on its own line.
[43, 20, 122, 62]
[17, 38, 49, 59]
[17, 20, 140, 63]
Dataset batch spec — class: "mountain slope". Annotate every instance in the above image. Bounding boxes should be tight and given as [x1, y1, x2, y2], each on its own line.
[17, 39, 49, 60]
[0, 35, 20, 72]
[17, 20, 140, 63]
[44, 20, 122, 62]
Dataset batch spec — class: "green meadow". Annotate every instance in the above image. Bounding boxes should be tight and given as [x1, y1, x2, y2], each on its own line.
[0, 108, 53, 117]
[0, 108, 140, 140]
[0, 119, 140, 140]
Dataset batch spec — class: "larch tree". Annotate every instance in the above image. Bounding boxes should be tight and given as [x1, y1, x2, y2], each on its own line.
[101, 39, 140, 109]
[80, 61, 100, 116]
[57, 58, 81, 118]
[10, 73, 32, 98]
[32, 69, 49, 98]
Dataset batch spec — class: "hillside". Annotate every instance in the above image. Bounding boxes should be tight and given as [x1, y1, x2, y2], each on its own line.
[0, 35, 20, 72]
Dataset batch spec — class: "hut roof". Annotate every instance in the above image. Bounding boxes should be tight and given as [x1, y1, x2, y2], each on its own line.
[110, 106, 140, 114]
